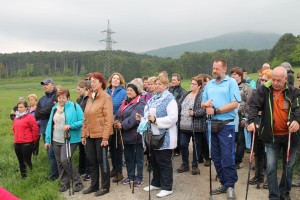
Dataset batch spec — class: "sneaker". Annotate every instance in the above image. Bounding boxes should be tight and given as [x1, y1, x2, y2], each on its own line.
[227, 187, 236, 200]
[133, 179, 143, 187]
[177, 163, 189, 173]
[156, 190, 173, 198]
[112, 173, 123, 182]
[83, 174, 91, 181]
[121, 177, 132, 185]
[212, 185, 227, 195]
[73, 183, 84, 192]
[263, 180, 268, 189]
[143, 185, 161, 192]
[191, 166, 200, 175]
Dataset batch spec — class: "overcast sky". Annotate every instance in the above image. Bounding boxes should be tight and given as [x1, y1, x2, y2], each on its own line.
[1, 0, 299, 54]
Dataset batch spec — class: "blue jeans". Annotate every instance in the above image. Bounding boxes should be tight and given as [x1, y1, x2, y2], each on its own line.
[42, 134, 59, 179]
[124, 143, 144, 180]
[265, 133, 299, 199]
[180, 130, 201, 167]
[211, 125, 237, 188]
[244, 127, 252, 149]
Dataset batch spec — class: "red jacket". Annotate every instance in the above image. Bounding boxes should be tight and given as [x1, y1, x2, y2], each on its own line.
[12, 114, 39, 144]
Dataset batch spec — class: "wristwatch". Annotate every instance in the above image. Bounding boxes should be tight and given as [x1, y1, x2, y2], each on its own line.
[214, 108, 221, 115]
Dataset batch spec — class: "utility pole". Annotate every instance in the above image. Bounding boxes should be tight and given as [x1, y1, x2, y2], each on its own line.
[100, 20, 117, 79]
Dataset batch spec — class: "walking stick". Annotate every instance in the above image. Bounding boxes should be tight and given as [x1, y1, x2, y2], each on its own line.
[65, 130, 74, 195]
[284, 130, 292, 195]
[115, 128, 119, 185]
[147, 127, 151, 200]
[207, 115, 213, 200]
[190, 109, 199, 164]
[245, 125, 256, 200]
[132, 134, 138, 194]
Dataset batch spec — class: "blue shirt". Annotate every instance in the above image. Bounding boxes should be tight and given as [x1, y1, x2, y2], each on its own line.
[202, 75, 241, 125]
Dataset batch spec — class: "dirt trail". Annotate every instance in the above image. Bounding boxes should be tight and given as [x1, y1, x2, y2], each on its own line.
[63, 151, 300, 200]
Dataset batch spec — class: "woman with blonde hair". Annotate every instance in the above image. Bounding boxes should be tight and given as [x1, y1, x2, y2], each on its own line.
[138, 76, 178, 198]
[106, 72, 127, 182]
[27, 94, 40, 155]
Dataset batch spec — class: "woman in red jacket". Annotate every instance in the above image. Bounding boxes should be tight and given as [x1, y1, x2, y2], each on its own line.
[12, 101, 39, 178]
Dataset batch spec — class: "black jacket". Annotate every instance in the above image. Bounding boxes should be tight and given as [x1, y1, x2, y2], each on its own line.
[247, 80, 300, 142]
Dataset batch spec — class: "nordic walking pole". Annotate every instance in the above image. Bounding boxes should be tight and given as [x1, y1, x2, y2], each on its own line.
[147, 126, 151, 200]
[190, 108, 199, 164]
[284, 129, 292, 195]
[245, 125, 256, 200]
[207, 114, 213, 200]
[65, 130, 74, 195]
[132, 134, 138, 194]
[115, 128, 119, 185]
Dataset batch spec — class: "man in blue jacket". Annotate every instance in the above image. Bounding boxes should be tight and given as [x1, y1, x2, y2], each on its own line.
[35, 78, 59, 180]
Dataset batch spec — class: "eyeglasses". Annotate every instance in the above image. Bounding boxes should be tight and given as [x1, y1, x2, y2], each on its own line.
[261, 79, 268, 82]
[190, 83, 198, 86]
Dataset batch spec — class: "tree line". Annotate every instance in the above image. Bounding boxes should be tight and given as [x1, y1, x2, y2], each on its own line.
[0, 33, 299, 81]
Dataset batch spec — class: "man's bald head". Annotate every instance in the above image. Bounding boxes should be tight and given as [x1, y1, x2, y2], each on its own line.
[271, 66, 287, 91]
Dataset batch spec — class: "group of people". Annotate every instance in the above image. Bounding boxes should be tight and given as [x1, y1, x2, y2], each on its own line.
[10, 59, 300, 200]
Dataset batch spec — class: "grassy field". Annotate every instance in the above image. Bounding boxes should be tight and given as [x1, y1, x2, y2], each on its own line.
[0, 77, 82, 200]
[1, 72, 299, 199]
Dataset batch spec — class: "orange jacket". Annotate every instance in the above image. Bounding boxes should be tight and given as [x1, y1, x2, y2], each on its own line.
[82, 90, 113, 140]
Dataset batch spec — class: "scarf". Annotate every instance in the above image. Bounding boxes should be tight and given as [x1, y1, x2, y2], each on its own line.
[16, 110, 28, 119]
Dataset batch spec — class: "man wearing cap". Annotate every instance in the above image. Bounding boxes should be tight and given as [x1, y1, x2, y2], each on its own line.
[35, 78, 59, 180]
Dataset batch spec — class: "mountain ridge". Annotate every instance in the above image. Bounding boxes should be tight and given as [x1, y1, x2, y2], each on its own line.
[144, 32, 281, 58]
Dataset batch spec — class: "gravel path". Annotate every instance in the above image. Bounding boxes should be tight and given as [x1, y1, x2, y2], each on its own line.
[63, 151, 300, 200]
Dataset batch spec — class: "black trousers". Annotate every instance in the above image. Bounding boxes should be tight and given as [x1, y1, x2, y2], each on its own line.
[14, 142, 34, 177]
[86, 137, 110, 190]
[78, 142, 90, 175]
[151, 149, 173, 191]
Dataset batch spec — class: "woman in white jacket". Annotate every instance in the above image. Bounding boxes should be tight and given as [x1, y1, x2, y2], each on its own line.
[142, 76, 178, 198]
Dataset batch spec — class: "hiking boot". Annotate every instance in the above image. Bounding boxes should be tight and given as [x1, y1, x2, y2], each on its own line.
[191, 166, 200, 175]
[292, 178, 300, 187]
[73, 183, 84, 192]
[204, 160, 210, 167]
[212, 185, 227, 195]
[263, 180, 268, 189]
[227, 187, 236, 200]
[94, 188, 109, 196]
[235, 163, 242, 169]
[110, 169, 117, 178]
[59, 185, 69, 192]
[281, 192, 291, 200]
[249, 176, 263, 185]
[177, 163, 189, 173]
[112, 173, 123, 182]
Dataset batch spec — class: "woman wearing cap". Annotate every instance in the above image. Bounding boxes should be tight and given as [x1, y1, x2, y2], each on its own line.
[139, 76, 178, 198]
[45, 88, 84, 193]
[13, 101, 39, 178]
[81, 72, 113, 197]
[114, 81, 146, 187]
[106, 72, 127, 182]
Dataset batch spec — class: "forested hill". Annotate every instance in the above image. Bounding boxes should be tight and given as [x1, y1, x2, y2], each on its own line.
[144, 32, 281, 58]
[0, 33, 299, 81]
